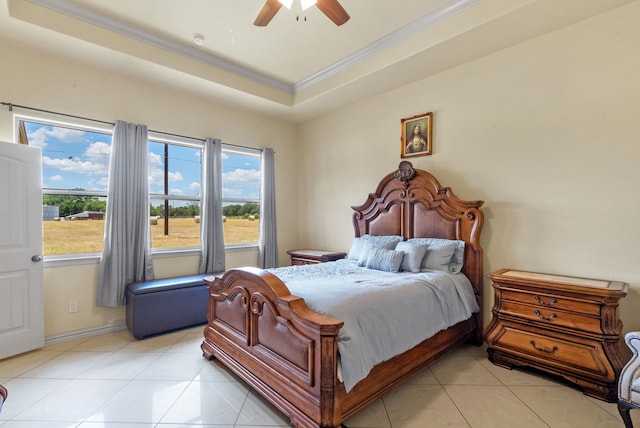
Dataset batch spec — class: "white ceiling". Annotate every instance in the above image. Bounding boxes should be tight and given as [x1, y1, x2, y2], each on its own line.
[0, 0, 634, 122]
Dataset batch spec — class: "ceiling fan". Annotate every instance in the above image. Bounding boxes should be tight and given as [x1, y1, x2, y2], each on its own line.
[254, 0, 350, 27]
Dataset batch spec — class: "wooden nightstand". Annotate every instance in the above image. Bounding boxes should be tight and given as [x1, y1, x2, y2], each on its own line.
[287, 249, 347, 266]
[483, 269, 629, 402]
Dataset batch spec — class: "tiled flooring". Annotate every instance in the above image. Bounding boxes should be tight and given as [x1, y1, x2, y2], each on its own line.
[0, 326, 637, 427]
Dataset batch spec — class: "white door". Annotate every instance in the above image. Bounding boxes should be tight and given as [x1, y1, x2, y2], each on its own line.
[0, 141, 44, 359]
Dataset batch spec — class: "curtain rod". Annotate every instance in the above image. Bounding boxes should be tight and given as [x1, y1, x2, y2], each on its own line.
[1, 101, 263, 152]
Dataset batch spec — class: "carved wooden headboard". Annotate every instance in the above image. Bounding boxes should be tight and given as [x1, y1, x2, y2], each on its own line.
[351, 161, 485, 298]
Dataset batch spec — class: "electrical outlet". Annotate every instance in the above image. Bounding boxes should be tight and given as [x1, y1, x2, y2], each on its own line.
[68, 300, 79, 313]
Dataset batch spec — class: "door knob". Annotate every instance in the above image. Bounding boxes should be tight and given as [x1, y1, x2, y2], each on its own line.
[31, 255, 43, 262]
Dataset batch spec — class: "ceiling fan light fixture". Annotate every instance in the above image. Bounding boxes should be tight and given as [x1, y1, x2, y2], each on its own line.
[278, 0, 293, 9]
[300, 0, 317, 10]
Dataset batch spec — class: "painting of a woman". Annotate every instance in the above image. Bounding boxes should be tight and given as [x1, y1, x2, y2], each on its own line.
[401, 112, 432, 158]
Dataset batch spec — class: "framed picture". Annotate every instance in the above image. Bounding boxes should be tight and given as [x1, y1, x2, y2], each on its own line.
[401, 112, 432, 158]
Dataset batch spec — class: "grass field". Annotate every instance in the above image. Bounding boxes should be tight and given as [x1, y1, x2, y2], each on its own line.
[43, 217, 259, 255]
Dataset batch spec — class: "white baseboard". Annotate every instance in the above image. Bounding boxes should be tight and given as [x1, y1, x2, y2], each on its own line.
[45, 321, 128, 345]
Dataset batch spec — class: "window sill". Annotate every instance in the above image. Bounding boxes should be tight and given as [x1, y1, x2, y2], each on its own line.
[43, 244, 259, 268]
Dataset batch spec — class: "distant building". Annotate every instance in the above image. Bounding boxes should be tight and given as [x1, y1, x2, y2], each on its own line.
[66, 211, 105, 220]
[43, 205, 60, 221]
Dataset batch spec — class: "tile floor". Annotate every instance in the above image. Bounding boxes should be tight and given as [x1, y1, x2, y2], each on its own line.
[0, 326, 637, 427]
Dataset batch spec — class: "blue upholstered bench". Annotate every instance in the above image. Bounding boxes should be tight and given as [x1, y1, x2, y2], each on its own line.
[125, 274, 211, 339]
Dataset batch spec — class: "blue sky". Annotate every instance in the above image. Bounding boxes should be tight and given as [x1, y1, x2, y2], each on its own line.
[24, 120, 261, 201]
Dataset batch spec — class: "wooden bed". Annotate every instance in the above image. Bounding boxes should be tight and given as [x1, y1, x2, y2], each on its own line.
[201, 161, 484, 428]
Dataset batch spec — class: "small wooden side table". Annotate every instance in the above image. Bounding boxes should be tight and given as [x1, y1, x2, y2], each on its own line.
[483, 268, 629, 402]
[287, 249, 347, 266]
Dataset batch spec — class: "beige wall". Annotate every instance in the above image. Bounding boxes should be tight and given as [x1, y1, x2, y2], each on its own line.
[0, 40, 299, 337]
[297, 2, 640, 331]
[1, 1, 639, 340]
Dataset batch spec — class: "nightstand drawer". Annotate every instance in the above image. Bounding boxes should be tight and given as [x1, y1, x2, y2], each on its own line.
[501, 289, 600, 316]
[291, 258, 316, 266]
[500, 300, 602, 334]
[491, 324, 613, 380]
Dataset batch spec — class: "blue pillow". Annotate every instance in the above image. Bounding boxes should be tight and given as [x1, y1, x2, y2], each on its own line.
[395, 241, 428, 273]
[365, 246, 404, 273]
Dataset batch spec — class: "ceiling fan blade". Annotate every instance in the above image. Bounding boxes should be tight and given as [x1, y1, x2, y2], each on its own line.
[254, 0, 283, 26]
[316, 0, 350, 26]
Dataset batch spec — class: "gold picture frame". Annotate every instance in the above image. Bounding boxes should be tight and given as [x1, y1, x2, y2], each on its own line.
[401, 112, 432, 158]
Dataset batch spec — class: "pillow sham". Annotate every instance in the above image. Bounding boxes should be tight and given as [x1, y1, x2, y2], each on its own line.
[449, 240, 465, 273]
[394, 241, 428, 273]
[423, 241, 457, 271]
[365, 246, 404, 273]
[347, 236, 367, 260]
[357, 241, 375, 266]
[363, 234, 404, 250]
[407, 238, 465, 273]
[347, 234, 403, 260]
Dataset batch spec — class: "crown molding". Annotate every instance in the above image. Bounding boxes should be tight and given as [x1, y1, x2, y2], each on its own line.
[24, 0, 294, 94]
[25, 0, 479, 96]
[294, 0, 479, 91]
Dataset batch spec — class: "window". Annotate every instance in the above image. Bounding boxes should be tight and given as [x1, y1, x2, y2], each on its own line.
[148, 137, 203, 250]
[17, 115, 263, 258]
[221, 147, 261, 246]
[20, 117, 112, 256]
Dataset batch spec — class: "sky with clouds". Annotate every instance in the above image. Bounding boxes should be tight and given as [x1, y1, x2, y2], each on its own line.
[24, 120, 261, 202]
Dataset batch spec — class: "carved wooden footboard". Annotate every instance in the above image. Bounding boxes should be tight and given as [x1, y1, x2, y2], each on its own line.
[201, 267, 344, 427]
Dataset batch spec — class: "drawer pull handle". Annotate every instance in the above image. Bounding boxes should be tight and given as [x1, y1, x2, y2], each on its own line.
[534, 295, 557, 306]
[530, 340, 558, 354]
[534, 309, 557, 321]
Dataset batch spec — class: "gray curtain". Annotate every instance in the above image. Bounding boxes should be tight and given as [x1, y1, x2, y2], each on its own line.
[97, 120, 154, 307]
[258, 147, 278, 268]
[198, 138, 225, 274]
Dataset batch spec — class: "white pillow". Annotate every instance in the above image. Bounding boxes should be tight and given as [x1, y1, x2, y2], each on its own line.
[357, 241, 375, 266]
[347, 236, 367, 260]
[365, 246, 404, 273]
[423, 241, 457, 271]
[408, 238, 465, 273]
[363, 235, 404, 250]
[395, 241, 428, 273]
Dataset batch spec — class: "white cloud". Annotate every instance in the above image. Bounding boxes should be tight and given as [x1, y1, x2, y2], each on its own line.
[96, 176, 110, 188]
[169, 171, 184, 182]
[50, 175, 63, 181]
[42, 156, 107, 176]
[148, 152, 188, 190]
[27, 127, 51, 147]
[40, 139, 110, 179]
[148, 151, 162, 168]
[49, 127, 85, 142]
[27, 126, 86, 148]
[222, 186, 242, 197]
[223, 168, 260, 185]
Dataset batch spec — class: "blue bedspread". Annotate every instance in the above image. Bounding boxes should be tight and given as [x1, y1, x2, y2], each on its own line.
[268, 260, 479, 392]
